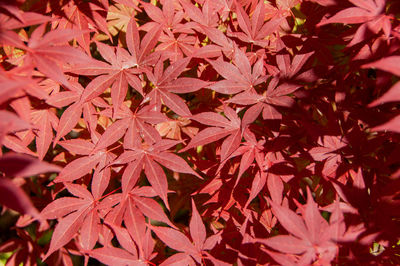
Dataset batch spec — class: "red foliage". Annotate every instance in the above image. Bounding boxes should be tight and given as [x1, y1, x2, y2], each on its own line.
[1, 0, 400, 265]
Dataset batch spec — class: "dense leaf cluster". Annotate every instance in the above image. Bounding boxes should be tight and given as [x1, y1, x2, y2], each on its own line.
[1, 0, 400, 265]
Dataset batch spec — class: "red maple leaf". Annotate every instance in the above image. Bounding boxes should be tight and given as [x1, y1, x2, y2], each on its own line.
[259, 189, 348, 265]
[229, 1, 284, 47]
[113, 139, 200, 209]
[180, 105, 242, 161]
[145, 56, 209, 117]
[41, 183, 102, 260]
[317, 0, 391, 46]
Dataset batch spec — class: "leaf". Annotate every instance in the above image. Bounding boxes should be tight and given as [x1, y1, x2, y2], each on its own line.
[152, 152, 200, 178]
[231, 1, 283, 45]
[25, 25, 89, 89]
[363, 56, 400, 77]
[368, 82, 400, 106]
[318, 7, 374, 26]
[33, 110, 55, 160]
[91, 166, 111, 199]
[107, 223, 138, 258]
[121, 160, 143, 193]
[180, 127, 230, 152]
[160, 253, 195, 266]
[245, 171, 267, 208]
[0, 177, 40, 218]
[220, 129, 241, 162]
[267, 174, 284, 205]
[151, 226, 197, 255]
[144, 155, 169, 210]
[0, 110, 31, 134]
[87, 247, 143, 266]
[54, 153, 103, 182]
[182, 106, 242, 161]
[372, 115, 400, 133]
[93, 119, 129, 151]
[59, 139, 95, 155]
[124, 202, 146, 256]
[133, 196, 176, 229]
[268, 199, 310, 241]
[190, 199, 206, 249]
[126, 16, 162, 66]
[302, 188, 329, 243]
[260, 235, 309, 254]
[146, 57, 209, 117]
[44, 207, 90, 260]
[0, 153, 61, 177]
[40, 197, 89, 219]
[54, 103, 83, 145]
[80, 208, 100, 250]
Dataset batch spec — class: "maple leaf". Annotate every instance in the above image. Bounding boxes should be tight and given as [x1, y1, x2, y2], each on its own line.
[68, 41, 143, 116]
[2, 0, 400, 264]
[113, 202, 155, 261]
[145, 57, 209, 117]
[41, 184, 102, 260]
[207, 46, 267, 95]
[259, 189, 345, 265]
[54, 136, 116, 184]
[0, 152, 62, 178]
[217, 128, 265, 187]
[30, 109, 59, 160]
[0, 110, 31, 145]
[106, 2, 136, 35]
[362, 56, 400, 107]
[0, 10, 50, 48]
[308, 135, 347, 178]
[151, 199, 223, 264]
[228, 76, 299, 126]
[22, 23, 89, 90]
[363, 56, 400, 77]
[0, 228, 49, 266]
[0, 176, 39, 222]
[193, 25, 234, 59]
[141, 0, 187, 33]
[99, 103, 167, 149]
[265, 0, 302, 19]
[56, 0, 110, 54]
[88, 218, 154, 265]
[53, 101, 84, 146]
[229, 0, 284, 46]
[156, 116, 198, 141]
[100, 187, 177, 248]
[274, 38, 314, 80]
[371, 115, 400, 134]
[317, 0, 391, 46]
[180, 105, 242, 161]
[113, 139, 201, 209]
[156, 30, 197, 62]
[125, 17, 162, 69]
[179, 0, 220, 28]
